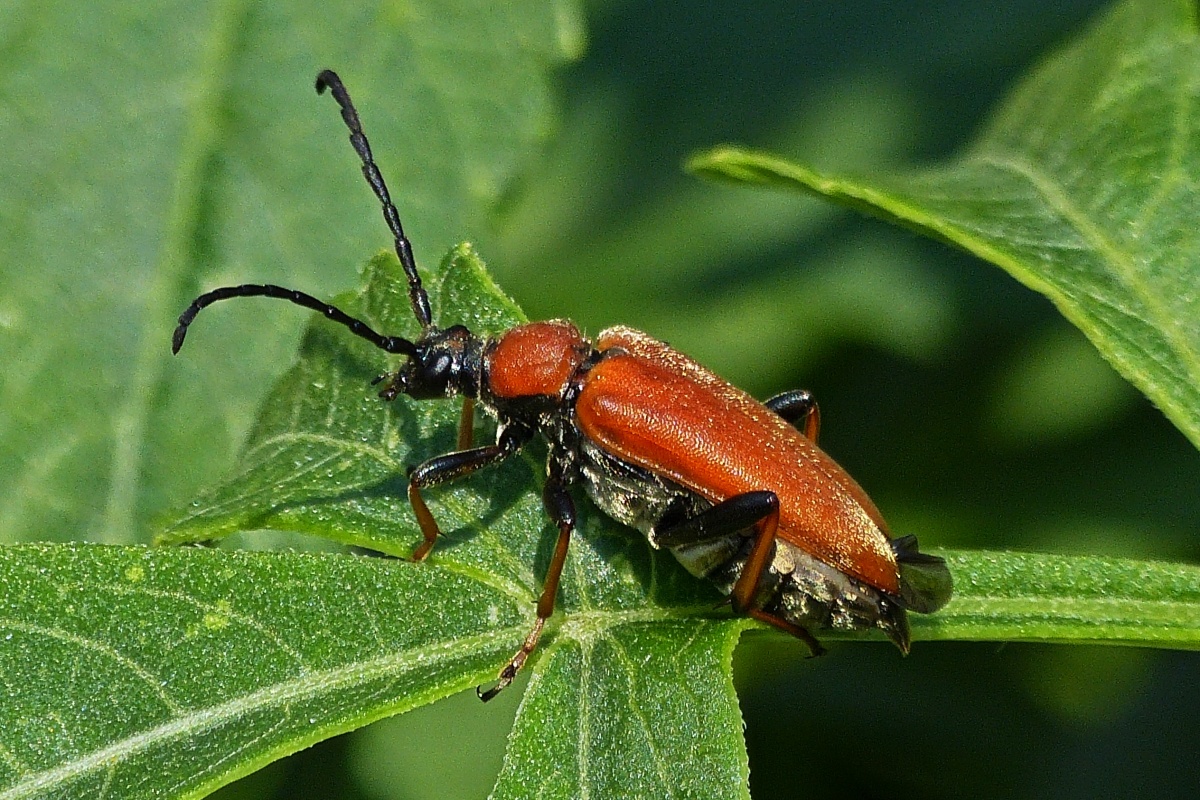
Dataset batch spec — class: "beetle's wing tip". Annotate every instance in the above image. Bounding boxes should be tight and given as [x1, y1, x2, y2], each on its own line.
[892, 535, 954, 614]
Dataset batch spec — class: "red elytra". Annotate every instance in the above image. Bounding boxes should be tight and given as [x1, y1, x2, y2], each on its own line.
[172, 71, 952, 702]
[577, 325, 900, 595]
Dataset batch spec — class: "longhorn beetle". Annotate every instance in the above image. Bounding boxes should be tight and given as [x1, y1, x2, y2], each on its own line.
[173, 70, 953, 701]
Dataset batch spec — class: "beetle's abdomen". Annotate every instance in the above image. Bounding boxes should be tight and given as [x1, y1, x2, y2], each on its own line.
[576, 326, 901, 595]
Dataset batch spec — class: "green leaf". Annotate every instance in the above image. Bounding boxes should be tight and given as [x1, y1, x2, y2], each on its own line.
[5, 542, 1199, 799]
[929, 551, 1200, 648]
[0, 0, 584, 545]
[145, 246, 1200, 797]
[688, 0, 1200, 451]
[491, 619, 752, 800]
[0, 542, 528, 800]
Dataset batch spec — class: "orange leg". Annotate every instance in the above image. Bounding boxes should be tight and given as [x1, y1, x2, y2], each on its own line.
[731, 504, 824, 656]
[457, 397, 476, 451]
[406, 424, 531, 561]
[479, 464, 575, 701]
[746, 608, 825, 656]
[658, 489, 825, 657]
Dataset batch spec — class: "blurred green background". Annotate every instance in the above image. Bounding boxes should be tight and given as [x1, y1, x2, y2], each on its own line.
[4, 0, 1199, 797]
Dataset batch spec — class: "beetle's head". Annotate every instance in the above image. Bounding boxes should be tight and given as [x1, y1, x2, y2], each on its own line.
[375, 324, 483, 401]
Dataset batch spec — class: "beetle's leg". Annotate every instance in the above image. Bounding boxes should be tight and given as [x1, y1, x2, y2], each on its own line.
[655, 490, 824, 656]
[407, 424, 531, 561]
[745, 608, 825, 655]
[727, 493, 779, 613]
[478, 458, 576, 702]
[655, 491, 786, 610]
[655, 490, 777, 548]
[457, 397, 476, 450]
[731, 497, 825, 655]
[764, 389, 820, 442]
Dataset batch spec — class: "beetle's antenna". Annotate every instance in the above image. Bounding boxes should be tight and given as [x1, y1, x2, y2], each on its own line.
[316, 69, 433, 329]
[171, 283, 417, 357]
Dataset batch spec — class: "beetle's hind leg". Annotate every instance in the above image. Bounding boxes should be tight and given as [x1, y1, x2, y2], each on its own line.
[764, 389, 821, 442]
[655, 490, 824, 656]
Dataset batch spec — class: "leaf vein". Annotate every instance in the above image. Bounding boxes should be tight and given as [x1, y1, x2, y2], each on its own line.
[163, 449, 352, 528]
[1131, 44, 1194, 233]
[972, 153, 1200, 391]
[0, 624, 525, 799]
[81, 582, 309, 667]
[241, 432, 402, 471]
[0, 619, 183, 715]
[578, 637, 592, 800]
[608, 637, 675, 796]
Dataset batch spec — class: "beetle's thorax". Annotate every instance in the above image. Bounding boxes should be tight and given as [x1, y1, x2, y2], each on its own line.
[479, 320, 595, 424]
[484, 320, 591, 397]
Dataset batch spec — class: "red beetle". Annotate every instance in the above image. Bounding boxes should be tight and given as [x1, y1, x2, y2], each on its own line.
[173, 71, 952, 701]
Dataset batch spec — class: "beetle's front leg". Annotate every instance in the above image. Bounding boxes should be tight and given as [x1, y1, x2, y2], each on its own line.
[407, 423, 531, 561]
[457, 397, 476, 451]
[478, 454, 576, 702]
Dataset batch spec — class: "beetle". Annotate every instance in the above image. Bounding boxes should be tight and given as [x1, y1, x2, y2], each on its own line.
[172, 70, 952, 701]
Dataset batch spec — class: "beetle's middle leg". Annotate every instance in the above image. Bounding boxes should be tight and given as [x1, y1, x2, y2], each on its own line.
[478, 454, 576, 702]
[764, 389, 820, 442]
[456, 397, 476, 450]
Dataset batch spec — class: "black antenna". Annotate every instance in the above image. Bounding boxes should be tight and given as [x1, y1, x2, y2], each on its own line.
[172, 71, 434, 359]
[172, 284, 417, 357]
[316, 69, 433, 328]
